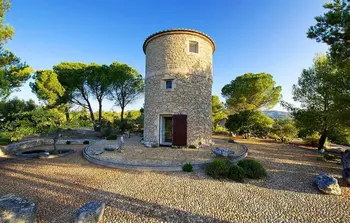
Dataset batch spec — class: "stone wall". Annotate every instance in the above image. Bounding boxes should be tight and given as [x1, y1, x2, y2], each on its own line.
[143, 30, 214, 146]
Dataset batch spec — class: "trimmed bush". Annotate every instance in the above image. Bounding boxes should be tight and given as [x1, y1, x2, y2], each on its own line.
[66, 141, 71, 145]
[324, 153, 337, 161]
[182, 163, 193, 172]
[83, 140, 90, 145]
[106, 135, 117, 140]
[316, 156, 326, 162]
[188, 145, 197, 149]
[227, 165, 245, 182]
[205, 159, 230, 179]
[238, 159, 267, 179]
[101, 127, 112, 137]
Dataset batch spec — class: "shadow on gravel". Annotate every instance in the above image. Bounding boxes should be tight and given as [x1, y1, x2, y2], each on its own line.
[0, 164, 228, 223]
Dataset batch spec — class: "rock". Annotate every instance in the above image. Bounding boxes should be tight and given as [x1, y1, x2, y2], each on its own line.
[91, 149, 104, 155]
[341, 150, 350, 184]
[313, 172, 341, 195]
[0, 194, 36, 223]
[212, 147, 235, 157]
[104, 146, 118, 151]
[74, 201, 105, 223]
[143, 141, 153, 148]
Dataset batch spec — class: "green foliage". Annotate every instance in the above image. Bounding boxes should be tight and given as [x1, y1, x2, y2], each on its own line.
[205, 159, 230, 179]
[66, 141, 71, 145]
[303, 132, 328, 147]
[324, 153, 337, 161]
[222, 73, 282, 112]
[271, 119, 298, 142]
[285, 55, 340, 149]
[0, 98, 36, 124]
[106, 135, 117, 140]
[227, 165, 245, 182]
[30, 70, 65, 105]
[0, 1, 32, 99]
[0, 131, 11, 145]
[307, 0, 350, 66]
[225, 110, 274, 138]
[182, 163, 193, 172]
[237, 159, 267, 179]
[83, 140, 90, 145]
[188, 145, 197, 149]
[101, 127, 112, 137]
[212, 95, 227, 130]
[316, 156, 326, 162]
[107, 62, 144, 126]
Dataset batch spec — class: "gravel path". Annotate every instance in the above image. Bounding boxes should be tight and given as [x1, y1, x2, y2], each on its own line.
[0, 141, 349, 222]
[85, 137, 244, 165]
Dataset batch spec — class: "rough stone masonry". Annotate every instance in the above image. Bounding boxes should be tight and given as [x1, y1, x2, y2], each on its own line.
[143, 29, 215, 146]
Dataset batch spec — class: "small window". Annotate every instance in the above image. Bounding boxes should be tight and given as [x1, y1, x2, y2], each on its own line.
[189, 41, 198, 53]
[165, 80, 172, 89]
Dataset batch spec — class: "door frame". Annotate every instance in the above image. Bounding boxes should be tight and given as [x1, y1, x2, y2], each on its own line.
[159, 114, 173, 146]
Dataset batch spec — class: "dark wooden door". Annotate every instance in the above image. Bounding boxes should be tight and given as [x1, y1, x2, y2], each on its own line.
[172, 115, 187, 146]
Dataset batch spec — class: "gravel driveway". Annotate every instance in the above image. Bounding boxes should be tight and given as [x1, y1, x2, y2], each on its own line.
[0, 141, 349, 223]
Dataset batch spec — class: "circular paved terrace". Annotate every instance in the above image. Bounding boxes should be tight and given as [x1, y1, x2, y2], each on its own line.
[83, 136, 247, 171]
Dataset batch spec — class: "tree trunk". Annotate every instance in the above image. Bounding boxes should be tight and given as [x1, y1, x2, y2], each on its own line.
[97, 99, 102, 132]
[120, 106, 125, 132]
[65, 106, 70, 122]
[53, 128, 60, 154]
[318, 131, 327, 150]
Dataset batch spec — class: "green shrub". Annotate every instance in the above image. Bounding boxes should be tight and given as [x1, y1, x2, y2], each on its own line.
[188, 145, 197, 149]
[0, 132, 12, 145]
[227, 164, 245, 182]
[101, 127, 113, 137]
[316, 156, 326, 162]
[303, 132, 328, 147]
[83, 140, 90, 144]
[324, 153, 337, 161]
[66, 141, 71, 145]
[237, 159, 267, 179]
[205, 160, 230, 179]
[106, 135, 117, 140]
[182, 163, 193, 172]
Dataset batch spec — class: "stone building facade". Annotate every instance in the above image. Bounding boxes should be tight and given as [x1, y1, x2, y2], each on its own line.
[143, 29, 215, 146]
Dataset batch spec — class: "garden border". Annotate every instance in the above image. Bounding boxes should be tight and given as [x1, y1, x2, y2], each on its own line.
[82, 142, 249, 171]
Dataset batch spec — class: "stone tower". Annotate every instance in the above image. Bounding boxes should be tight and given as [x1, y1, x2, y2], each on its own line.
[143, 29, 215, 147]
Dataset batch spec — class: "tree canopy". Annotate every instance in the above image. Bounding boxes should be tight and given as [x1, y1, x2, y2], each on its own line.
[0, 0, 32, 98]
[307, 0, 350, 65]
[222, 73, 282, 112]
[212, 95, 227, 131]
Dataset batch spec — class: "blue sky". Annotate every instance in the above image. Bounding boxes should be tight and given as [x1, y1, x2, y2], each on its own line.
[6, 0, 328, 112]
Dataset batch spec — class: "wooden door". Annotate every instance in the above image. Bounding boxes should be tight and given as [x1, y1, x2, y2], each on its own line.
[172, 115, 187, 146]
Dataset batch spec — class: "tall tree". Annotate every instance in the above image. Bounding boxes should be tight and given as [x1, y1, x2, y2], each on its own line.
[307, 0, 350, 66]
[0, 0, 32, 98]
[86, 63, 111, 129]
[108, 62, 144, 127]
[285, 55, 340, 149]
[53, 62, 97, 128]
[222, 73, 282, 113]
[212, 95, 227, 130]
[225, 110, 274, 138]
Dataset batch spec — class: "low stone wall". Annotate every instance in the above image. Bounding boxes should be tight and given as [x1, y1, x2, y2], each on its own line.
[6, 139, 94, 155]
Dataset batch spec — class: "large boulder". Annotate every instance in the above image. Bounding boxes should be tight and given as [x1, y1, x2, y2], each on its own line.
[73, 201, 105, 223]
[212, 147, 235, 157]
[0, 194, 36, 223]
[341, 150, 350, 184]
[313, 172, 341, 195]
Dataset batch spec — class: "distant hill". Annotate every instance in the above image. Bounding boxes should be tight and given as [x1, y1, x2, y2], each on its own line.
[263, 110, 291, 119]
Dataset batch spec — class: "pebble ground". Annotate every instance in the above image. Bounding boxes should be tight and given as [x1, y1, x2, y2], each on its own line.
[0, 140, 349, 223]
